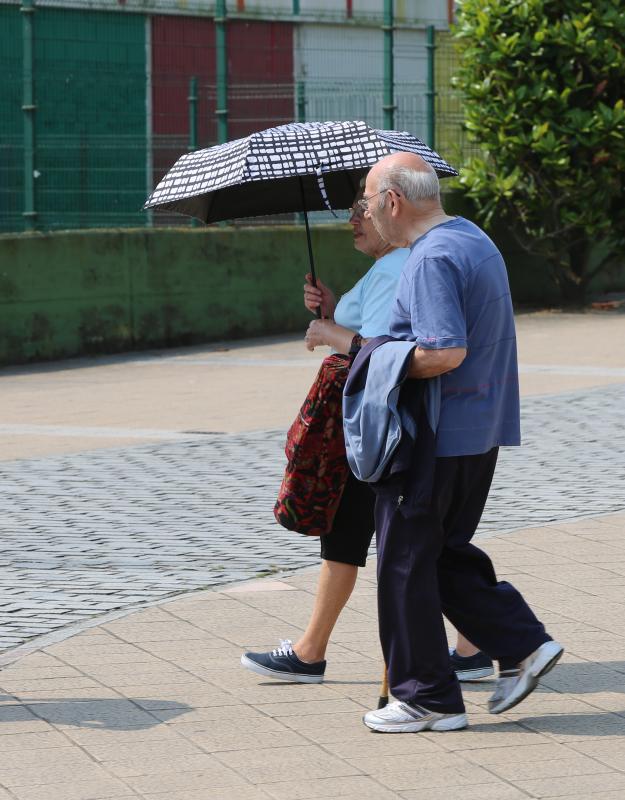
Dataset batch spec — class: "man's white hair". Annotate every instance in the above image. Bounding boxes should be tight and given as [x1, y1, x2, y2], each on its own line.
[377, 163, 440, 207]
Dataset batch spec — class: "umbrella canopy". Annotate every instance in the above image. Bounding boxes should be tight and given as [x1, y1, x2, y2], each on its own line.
[144, 120, 458, 224]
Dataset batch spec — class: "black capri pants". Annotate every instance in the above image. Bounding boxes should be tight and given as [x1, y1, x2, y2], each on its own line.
[319, 472, 376, 567]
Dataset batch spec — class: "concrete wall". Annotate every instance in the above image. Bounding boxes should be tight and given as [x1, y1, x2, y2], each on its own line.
[0, 226, 370, 365]
[2, 222, 624, 366]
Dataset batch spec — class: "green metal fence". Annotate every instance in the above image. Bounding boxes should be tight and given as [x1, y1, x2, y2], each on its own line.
[0, 3, 471, 233]
[435, 28, 480, 168]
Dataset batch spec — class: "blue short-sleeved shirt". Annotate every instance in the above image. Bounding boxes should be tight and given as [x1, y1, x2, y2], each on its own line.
[334, 248, 409, 337]
[389, 217, 520, 457]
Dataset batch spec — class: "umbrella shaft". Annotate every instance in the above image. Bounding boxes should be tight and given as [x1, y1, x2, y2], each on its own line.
[299, 178, 321, 319]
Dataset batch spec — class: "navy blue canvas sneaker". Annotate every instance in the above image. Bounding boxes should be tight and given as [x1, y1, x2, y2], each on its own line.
[241, 639, 326, 684]
[450, 648, 494, 681]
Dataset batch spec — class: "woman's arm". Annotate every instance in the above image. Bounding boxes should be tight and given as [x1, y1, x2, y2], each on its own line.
[304, 319, 360, 354]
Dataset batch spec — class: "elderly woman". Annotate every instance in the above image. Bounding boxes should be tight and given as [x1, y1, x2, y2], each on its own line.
[241, 192, 491, 683]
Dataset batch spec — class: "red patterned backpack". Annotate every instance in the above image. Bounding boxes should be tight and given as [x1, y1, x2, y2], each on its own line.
[273, 352, 353, 536]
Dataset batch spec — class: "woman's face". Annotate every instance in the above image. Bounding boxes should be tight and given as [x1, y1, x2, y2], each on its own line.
[349, 195, 387, 258]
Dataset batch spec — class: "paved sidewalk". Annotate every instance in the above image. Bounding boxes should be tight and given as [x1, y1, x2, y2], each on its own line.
[1, 384, 624, 651]
[1, 512, 625, 800]
[2, 310, 625, 460]
[0, 310, 624, 799]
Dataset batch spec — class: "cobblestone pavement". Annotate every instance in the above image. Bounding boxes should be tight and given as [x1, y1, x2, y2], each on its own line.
[1, 383, 624, 653]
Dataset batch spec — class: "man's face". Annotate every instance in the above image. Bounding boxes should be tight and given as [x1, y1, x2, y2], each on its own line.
[363, 176, 391, 241]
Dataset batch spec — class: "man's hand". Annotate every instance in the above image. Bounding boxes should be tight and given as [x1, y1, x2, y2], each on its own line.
[407, 347, 467, 378]
[305, 319, 335, 351]
[304, 273, 336, 319]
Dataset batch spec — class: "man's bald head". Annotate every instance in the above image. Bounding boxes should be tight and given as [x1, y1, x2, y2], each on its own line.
[370, 151, 432, 177]
[367, 151, 440, 209]
[363, 151, 447, 247]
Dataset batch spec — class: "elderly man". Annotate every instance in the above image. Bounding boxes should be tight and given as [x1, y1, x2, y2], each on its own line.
[360, 152, 563, 733]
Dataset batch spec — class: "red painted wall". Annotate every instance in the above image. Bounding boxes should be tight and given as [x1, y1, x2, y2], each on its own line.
[152, 18, 216, 140]
[228, 21, 294, 140]
[151, 16, 294, 194]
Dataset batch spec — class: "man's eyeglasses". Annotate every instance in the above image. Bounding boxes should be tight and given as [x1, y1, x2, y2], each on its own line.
[357, 190, 387, 212]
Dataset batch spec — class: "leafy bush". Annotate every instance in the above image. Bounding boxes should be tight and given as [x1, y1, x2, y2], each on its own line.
[452, 0, 625, 303]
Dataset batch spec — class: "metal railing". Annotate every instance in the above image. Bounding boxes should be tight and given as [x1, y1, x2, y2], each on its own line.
[0, 1, 471, 232]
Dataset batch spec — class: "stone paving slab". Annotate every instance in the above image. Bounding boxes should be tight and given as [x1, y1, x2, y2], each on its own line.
[1, 382, 624, 653]
[0, 513, 624, 799]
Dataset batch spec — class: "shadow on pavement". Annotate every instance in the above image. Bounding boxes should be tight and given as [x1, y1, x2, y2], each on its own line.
[0, 698, 192, 730]
[516, 712, 625, 736]
[539, 660, 625, 692]
[461, 661, 625, 693]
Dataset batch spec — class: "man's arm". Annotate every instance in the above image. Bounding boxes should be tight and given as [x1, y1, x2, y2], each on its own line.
[406, 346, 467, 378]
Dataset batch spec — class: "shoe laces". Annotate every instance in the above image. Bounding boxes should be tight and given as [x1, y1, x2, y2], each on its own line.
[272, 639, 294, 657]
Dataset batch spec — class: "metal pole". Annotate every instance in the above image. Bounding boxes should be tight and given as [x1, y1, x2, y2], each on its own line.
[21, 0, 36, 230]
[426, 24, 436, 149]
[292, 0, 300, 13]
[296, 81, 306, 124]
[188, 76, 198, 152]
[145, 16, 153, 227]
[382, 0, 395, 129]
[215, 0, 228, 145]
[188, 76, 199, 227]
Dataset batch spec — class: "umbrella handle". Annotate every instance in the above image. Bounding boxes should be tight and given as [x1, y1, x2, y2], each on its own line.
[299, 178, 322, 320]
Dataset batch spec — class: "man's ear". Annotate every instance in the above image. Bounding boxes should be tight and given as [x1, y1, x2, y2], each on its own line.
[389, 189, 401, 217]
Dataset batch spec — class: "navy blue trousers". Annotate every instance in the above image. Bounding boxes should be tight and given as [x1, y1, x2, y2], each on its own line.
[375, 447, 551, 714]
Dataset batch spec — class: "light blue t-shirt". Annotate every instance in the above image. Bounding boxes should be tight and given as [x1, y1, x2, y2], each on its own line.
[389, 217, 520, 458]
[334, 248, 409, 337]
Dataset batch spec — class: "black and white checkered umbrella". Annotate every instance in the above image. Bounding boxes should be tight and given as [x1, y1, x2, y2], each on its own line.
[144, 120, 457, 223]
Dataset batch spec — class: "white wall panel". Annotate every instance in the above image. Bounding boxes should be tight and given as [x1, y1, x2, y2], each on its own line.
[395, 27, 428, 138]
[297, 24, 383, 128]
[297, 23, 429, 140]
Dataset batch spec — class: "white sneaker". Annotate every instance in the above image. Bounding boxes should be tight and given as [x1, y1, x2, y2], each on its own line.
[489, 640, 564, 714]
[363, 701, 468, 733]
